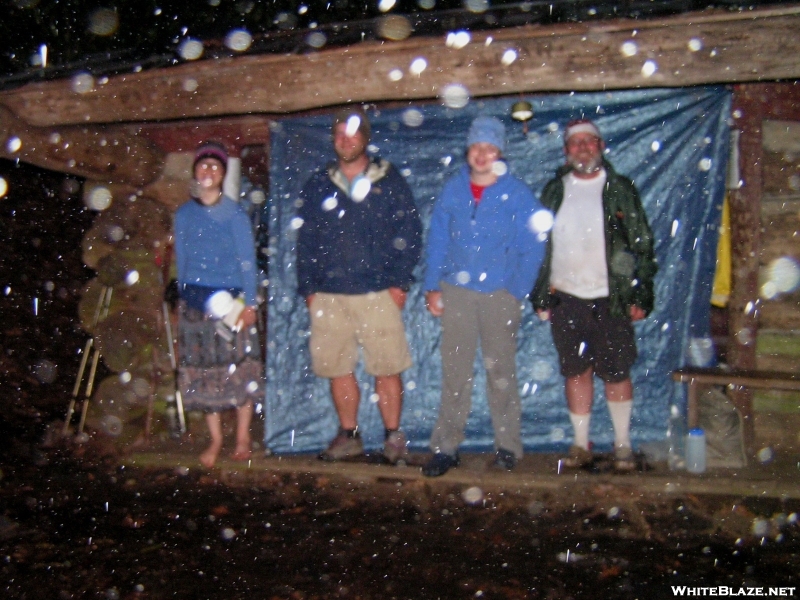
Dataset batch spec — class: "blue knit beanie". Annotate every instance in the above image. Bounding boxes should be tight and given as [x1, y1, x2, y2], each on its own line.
[466, 116, 506, 153]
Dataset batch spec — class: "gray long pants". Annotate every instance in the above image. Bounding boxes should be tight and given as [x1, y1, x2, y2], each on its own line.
[430, 283, 523, 458]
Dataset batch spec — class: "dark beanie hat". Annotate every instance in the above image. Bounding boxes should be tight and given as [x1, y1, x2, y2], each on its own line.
[193, 141, 228, 171]
[331, 106, 371, 142]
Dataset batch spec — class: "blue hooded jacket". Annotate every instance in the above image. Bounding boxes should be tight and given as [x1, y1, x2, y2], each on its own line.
[424, 164, 547, 301]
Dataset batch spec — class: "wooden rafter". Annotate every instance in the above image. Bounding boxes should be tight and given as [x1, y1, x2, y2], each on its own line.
[1, 5, 800, 128]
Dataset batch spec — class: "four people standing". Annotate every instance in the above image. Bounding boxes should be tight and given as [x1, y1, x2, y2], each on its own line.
[174, 110, 657, 471]
[530, 119, 657, 471]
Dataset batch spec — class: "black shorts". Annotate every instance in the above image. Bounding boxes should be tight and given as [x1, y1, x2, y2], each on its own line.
[549, 291, 637, 382]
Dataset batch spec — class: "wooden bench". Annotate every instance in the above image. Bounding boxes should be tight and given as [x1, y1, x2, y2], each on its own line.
[672, 367, 800, 454]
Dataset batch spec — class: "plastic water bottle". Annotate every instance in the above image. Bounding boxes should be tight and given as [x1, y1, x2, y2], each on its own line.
[667, 404, 686, 470]
[686, 428, 707, 474]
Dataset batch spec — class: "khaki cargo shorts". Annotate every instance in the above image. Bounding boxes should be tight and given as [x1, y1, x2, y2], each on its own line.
[308, 290, 413, 378]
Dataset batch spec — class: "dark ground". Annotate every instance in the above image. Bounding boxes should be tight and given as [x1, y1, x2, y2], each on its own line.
[2, 161, 800, 599]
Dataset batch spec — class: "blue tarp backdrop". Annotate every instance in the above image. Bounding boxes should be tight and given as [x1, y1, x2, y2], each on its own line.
[263, 87, 731, 455]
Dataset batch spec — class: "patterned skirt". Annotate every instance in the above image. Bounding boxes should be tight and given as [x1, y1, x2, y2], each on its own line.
[177, 302, 264, 413]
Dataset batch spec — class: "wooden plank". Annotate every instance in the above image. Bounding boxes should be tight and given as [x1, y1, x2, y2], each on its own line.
[670, 366, 800, 455]
[2, 6, 800, 127]
[0, 106, 163, 186]
[672, 367, 800, 391]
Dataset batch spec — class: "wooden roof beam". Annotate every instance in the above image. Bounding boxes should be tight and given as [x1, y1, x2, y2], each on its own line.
[0, 106, 163, 186]
[2, 5, 800, 127]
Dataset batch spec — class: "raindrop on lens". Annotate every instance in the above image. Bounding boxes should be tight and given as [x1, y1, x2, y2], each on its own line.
[641, 60, 658, 77]
[409, 57, 428, 75]
[33, 359, 58, 384]
[402, 109, 424, 127]
[688, 38, 703, 52]
[378, 15, 412, 40]
[108, 225, 125, 242]
[441, 83, 469, 108]
[207, 290, 234, 318]
[620, 41, 638, 57]
[225, 29, 252, 52]
[446, 31, 471, 49]
[465, 0, 489, 13]
[88, 8, 119, 36]
[462, 486, 483, 505]
[351, 177, 371, 202]
[178, 39, 204, 61]
[501, 49, 518, 65]
[306, 31, 327, 48]
[529, 209, 554, 233]
[86, 186, 112, 211]
[491, 161, 507, 177]
[71, 72, 95, 94]
[768, 256, 800, 293]
[344, 115, 362, 137]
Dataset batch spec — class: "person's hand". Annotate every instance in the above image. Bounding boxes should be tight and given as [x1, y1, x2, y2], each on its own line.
[305, 294, 315, 309]
[388, 287, 407, 309]
[237, 305, 258, 328]
[536, 308, 551, 321]
[629, 305, 646, 322]
[425, 291, 443, 317]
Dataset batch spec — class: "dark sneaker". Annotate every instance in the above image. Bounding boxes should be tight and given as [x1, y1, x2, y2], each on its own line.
[383, 430, 409, 465]
[421, 452, 460, 477]
[491, 448, 517, 471]
[560, 444, 593, 468]
[318, 430, 364, 461]
[614, 446, 636, 472]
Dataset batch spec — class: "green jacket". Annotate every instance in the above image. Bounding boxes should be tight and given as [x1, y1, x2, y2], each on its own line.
[530, 159, 657, 318]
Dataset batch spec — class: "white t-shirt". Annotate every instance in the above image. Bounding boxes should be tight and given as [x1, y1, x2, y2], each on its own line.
[550, 170, 609, 299]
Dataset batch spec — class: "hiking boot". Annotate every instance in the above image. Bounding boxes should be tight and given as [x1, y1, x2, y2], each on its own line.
[614, 446, 636, 472]
[560, 445, 593, 468]
[318, 430, 364, 461]
[383, 430, 409, 465]
[421, 452, 460, 477]
[491, 448, 517, 471]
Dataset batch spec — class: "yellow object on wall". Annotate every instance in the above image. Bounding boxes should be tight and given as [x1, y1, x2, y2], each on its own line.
[711, 195, 731, 307]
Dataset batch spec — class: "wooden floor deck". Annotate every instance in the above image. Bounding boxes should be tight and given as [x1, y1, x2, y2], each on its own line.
[123, 441, 800, 500]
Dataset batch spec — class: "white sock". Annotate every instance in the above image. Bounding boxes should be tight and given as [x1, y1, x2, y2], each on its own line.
[569, 412, 591, 450]
[607, 399, 633, 449]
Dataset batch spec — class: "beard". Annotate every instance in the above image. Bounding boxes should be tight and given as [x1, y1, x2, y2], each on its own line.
[568, 154, 603, 175]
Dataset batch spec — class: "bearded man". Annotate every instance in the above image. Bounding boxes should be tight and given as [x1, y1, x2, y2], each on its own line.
[530, 119, 658, 472]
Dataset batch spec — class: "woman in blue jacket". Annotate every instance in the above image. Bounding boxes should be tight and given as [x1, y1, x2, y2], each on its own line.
[422, 117, 547, 477]
[174, 141, 264, 468]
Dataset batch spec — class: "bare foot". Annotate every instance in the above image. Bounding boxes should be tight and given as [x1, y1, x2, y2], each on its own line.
[231, 441, 251, 461]
[199, 441, 222, 468]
